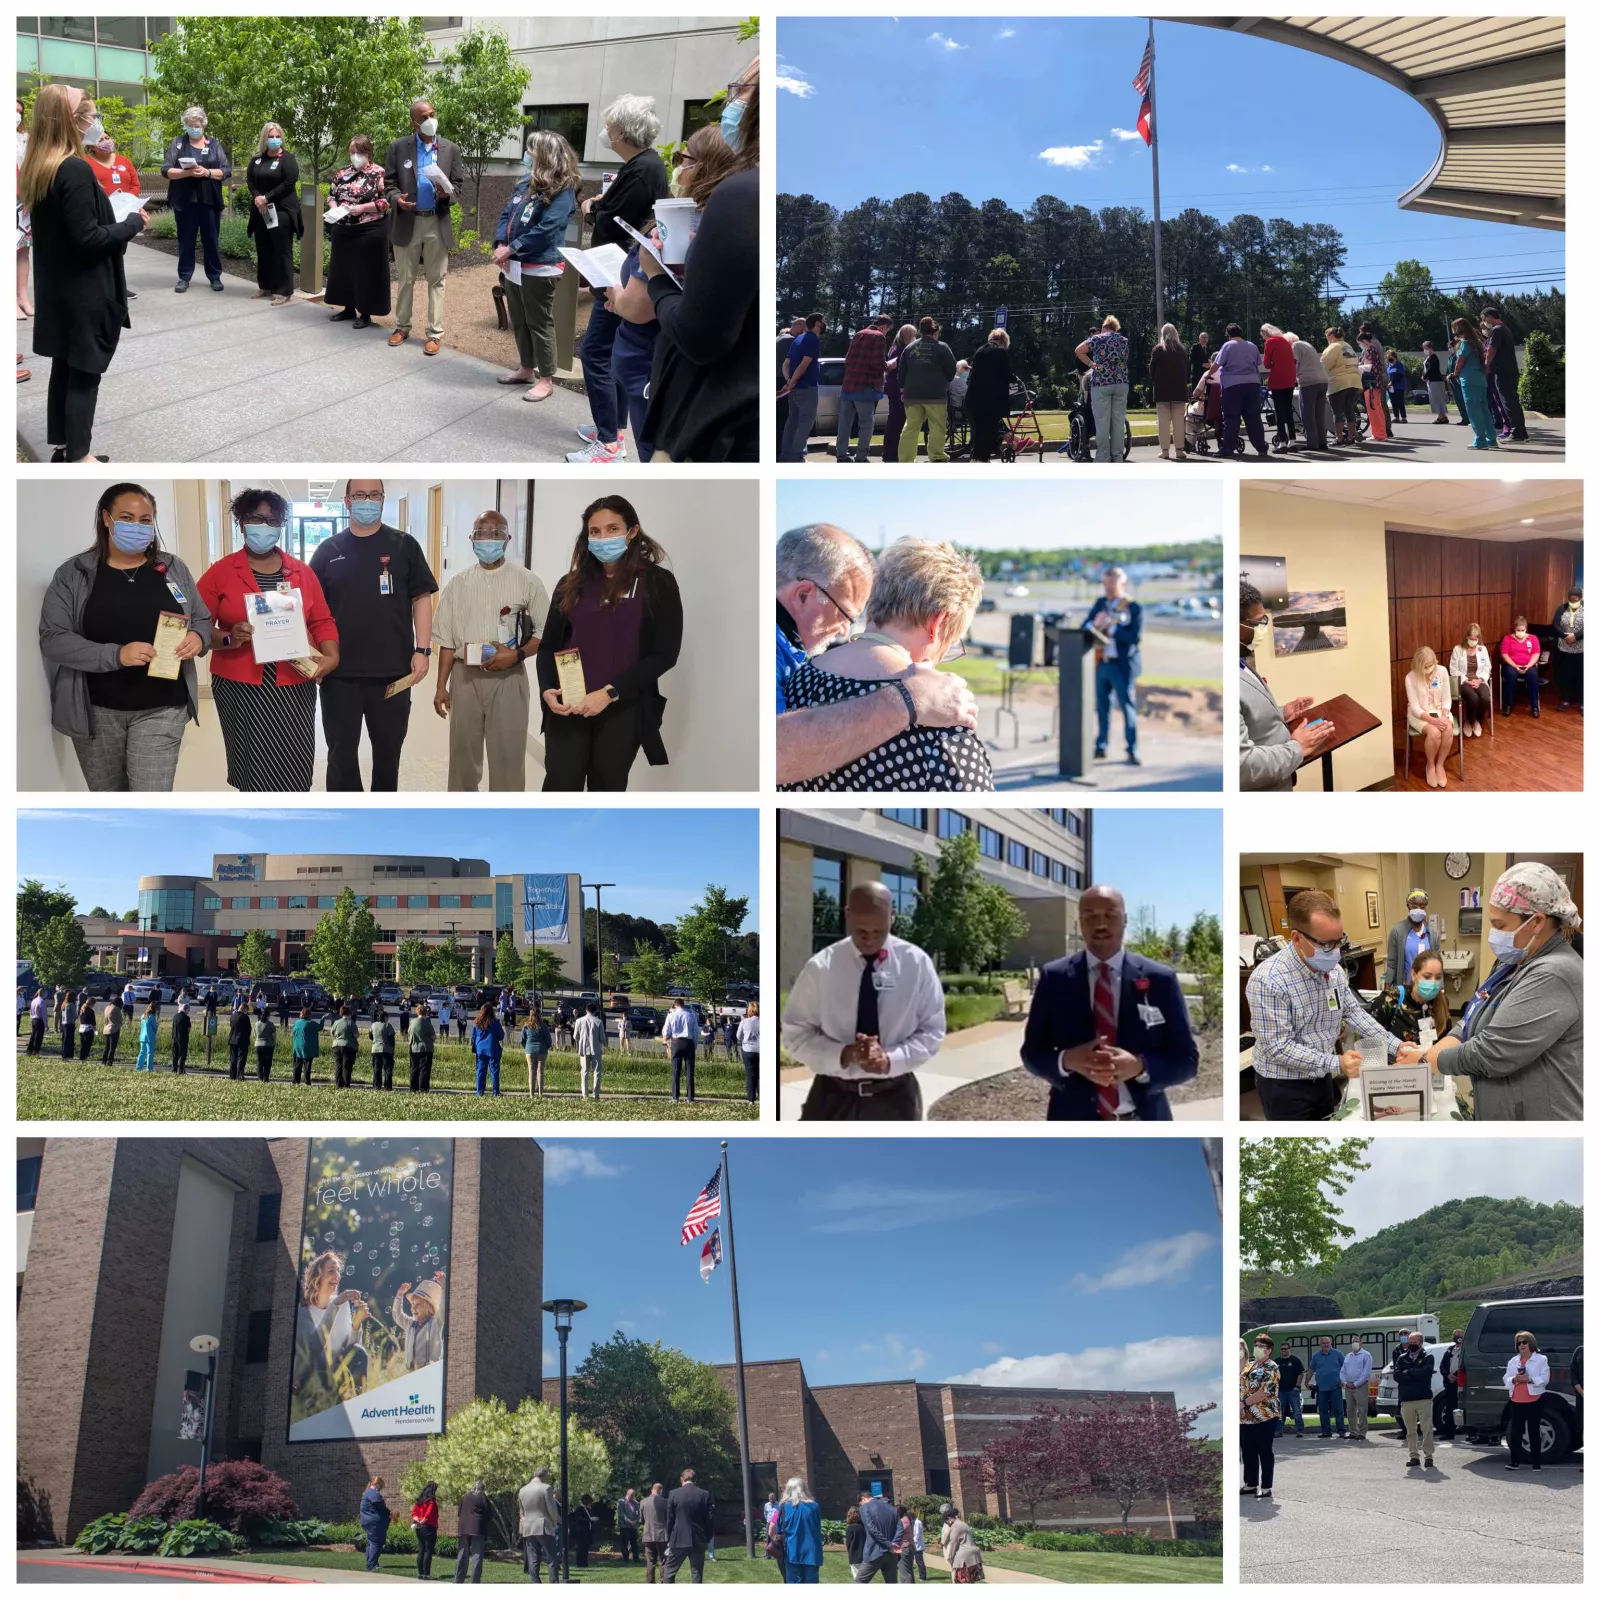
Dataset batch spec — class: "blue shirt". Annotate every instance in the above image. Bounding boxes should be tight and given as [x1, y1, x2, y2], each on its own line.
[1404, 923, 1432, 975]
[787, 330, 821, 389]
[415, 134, 439, 211]
[776, 610, 806, 712]
[1309, 1348, 1345, 1390]
[1339, 1347, 1373, 1387]
[663, 1007, 700, 1041]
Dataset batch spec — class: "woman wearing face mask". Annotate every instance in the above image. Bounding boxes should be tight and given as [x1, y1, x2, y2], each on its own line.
[1383, 891, 1435, 988]
[1240, 1336, 1281, 1500]
[1449, 620, 1493, 736]
[84, 126, 140, 205]
[39, 481, 210, 790]
[535, 497, 682, 791]
[1404, 643, 1456, 788]
[1500, 614, 1542, 717]
[1407, 863, 1582, 1120]
[1551, 585, 1582, 710]
[162, 105, 230, 293]
[324, 137, 389, 329]
[1370, 950, 1453, 1049]
[245, 122, 302, 307]
[196, 488, 340, 792]
[19, 85, 149, 462]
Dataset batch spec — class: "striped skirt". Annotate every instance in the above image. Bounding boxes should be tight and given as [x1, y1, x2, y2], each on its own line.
[211, 673, 318, 792]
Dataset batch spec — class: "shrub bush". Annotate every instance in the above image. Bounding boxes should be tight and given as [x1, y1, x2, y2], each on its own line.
[944, 993, 1004, 1032]
[74, 1513, 169, 1554]
[131, 1460, 298, 1537]
[1022, 1529, 1222, 1557]
[19, 1474, 54, 1543]
[1518, 329, 1564, 416]
[820, 1518, 849, 1546]
[254, 1517, 328, 1547]
[158, 1520, 242, 1558]
[320, 1520, 361, 1547]
[76, 1514, 131, 1554]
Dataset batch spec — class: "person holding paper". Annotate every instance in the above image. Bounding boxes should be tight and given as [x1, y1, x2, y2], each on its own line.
[197, 487, 340, 792]
[431, 508, 549, 791]
[383, 98, 463, 357]
[309, 478, 438, 791]
[1082, 563, 1143, 765]
[84, 129, 140, 205]
[492, 129, 580, 403]
[535, 495, 682, 790]
[245, 122, 302, 308]
[162, 105, 230, 293]
[40, 481, 209, 790]
[325, 136, 391, 329]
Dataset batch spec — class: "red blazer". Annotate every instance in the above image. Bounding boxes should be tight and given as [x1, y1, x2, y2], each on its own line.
[198, 548, 338, 683]
[410, 1499, 439, 1530]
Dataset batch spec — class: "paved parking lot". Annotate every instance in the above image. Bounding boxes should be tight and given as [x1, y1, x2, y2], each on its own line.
[1241, 1420, 1583, 1584]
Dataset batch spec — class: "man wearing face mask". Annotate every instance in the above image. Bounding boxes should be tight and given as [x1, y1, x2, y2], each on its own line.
[1384, 890, 1434, 988]
[1239, 580, 1337, 790]
[383, 99, 464, 357]
[431, 510, 549, 792]
[1246, 890, 1404, 1121]
[309, 479, 438, 790]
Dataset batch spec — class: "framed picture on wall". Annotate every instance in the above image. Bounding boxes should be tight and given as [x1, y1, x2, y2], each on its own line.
[1270, 589, 1348, 655]
[1366, 890, 1380, 928]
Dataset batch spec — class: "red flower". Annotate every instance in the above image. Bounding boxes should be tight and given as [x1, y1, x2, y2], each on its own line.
[154, 563, 167, 576]
[1134, 977, 1150, 993]
[875, 948, 889, 964]
[380, 553, 392, 566]
[500, 606, 511, 615]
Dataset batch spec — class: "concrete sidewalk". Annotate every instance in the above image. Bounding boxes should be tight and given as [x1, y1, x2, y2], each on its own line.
[19, 1549, 332, 1582]
[984, 696, 1224, 791]
[17, 243, 594, 464]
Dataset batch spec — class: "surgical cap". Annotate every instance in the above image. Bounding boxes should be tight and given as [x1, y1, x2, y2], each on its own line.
[1489, 862, 1581, 928]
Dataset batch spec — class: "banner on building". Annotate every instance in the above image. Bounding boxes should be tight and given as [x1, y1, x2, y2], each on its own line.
[522, 873, 569, 941]
[179, 1373, 206, 1440]
[288, 1138, 454, 1443]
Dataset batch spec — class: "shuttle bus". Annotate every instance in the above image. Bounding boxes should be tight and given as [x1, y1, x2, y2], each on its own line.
[1244, 1314, 1441, 1414]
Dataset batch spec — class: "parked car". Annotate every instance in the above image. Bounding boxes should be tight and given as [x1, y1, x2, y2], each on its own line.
[805, 355, 891, 441]
[627, 1005, 661, 1036]
[127, 979, 177, 1004]
[451, 984, 477, 1007]
[81, 970, 122, 999]
[725, 981, 759, 1002]
[1458, 1295, 1584, 1461]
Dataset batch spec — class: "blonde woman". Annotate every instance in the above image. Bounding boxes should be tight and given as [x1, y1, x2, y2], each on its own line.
[777, 538, 992, 791]
[1405, 643, 1455, 787]
[493, 128, 580, 402]
[1149, 322, 1189, 460]
[1448, 621, 1493, 735]
[245, 121, 301, 306]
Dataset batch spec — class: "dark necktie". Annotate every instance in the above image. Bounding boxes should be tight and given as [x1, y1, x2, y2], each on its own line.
[856, 954, 881, 1038]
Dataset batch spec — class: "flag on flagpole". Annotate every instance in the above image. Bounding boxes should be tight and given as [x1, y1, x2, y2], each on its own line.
[680, 1167, 722, 1243]
[699, 1227, 723, 1283]
[1132, 30, 1154, 146]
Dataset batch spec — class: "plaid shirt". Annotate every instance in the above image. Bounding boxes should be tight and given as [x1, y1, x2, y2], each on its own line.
[841, 325, 889, 395]
[1245, 944, 1398, 1080]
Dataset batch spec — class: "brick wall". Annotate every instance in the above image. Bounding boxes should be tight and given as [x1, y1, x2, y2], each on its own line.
[809, 1381, 929, 1517]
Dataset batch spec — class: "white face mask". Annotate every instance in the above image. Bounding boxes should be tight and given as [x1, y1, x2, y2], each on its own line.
[349, 152, 368, 169]
[418, 117, 438, 139]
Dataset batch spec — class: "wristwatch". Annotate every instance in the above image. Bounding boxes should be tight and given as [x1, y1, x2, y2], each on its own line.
[414, 646, 433, 658]
[603, 684, 620, 702]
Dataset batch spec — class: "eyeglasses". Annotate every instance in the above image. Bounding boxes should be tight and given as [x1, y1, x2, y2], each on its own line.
[811, 581, 859, 628]
[939, 637, 967, 664]
[1295, 932, 1344, 954]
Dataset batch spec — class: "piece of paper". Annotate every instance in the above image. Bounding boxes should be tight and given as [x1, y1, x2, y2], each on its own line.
[323, 204, 349, 225]
[505, 259, 522, 286]
[263, 202, 279, 230]
[557, 242, 628, 289]
[148, 612, 188, 680]
[421, 161, 453, 197]
[1359, 1060, 1432, 1122]
[246, 588, 313, 665]
[615, 219, 683, 287]
[384, 674, 415, 700]
[178, 155, 198, 168]
[555, 648, 587, 706]
[107, 191, 143, 223]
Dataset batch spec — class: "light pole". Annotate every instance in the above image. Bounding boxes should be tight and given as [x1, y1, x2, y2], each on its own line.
[580, 882, 615, 996]
[542, 1298, 586, 1581]
[190, 1333, 220, 1520]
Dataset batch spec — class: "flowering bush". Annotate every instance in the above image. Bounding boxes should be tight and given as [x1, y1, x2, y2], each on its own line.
[130, 1460, 298, 1537]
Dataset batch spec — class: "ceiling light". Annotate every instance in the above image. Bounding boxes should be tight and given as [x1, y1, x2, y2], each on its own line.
[1520, 518, 1536, 524]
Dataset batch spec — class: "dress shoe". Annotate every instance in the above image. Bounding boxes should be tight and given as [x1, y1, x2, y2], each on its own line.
[353, 314, 371, 329]
[388, 329, 409, 347]
[329, 308, 356, 322]
[174, 280, 189, 293]
[423, 338, 441, 356]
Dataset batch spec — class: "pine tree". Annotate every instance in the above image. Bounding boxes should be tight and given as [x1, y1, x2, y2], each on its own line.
[1518, 330, 1564, 417]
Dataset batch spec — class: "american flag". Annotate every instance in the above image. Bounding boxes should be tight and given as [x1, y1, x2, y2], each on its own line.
[1132, 29, 1154, 146]
[699, 1228, 723, 1283]
[680, 1167, 722, 1244]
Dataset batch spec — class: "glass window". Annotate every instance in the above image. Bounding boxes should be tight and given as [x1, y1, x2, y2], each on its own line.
[1031, 851, 1049, 877]
[245, 1310, 272, 1364]
[881, 808, 927, 830]
[146, 18, 174, 44]
[1007, 840, 1028, 869]
[937, 809, 970, 839]
[440, 894, 461, 908]
[39, 37, 95, 76]
[95, 16, 147, 47]
[316, 896, 336, 909]
[17, 19, 40, 34]
[378, 929, 397, 944]
[40, 18, 96, 42]
[96, 44, 148, 82]
[525, 103, 587, 156]
[18, 1155, 43, 1212]
[1068, 812, 1082, 836]
[681, 98, 719, 141]
[812, 856, 843, 952]
[259, 897, 279, 910]
[407, 895, 428, 909]
[230, 897, 250, 910]
[470, 895, 492, 909]
[977, 825, 1002, 860]
[202, 896, 221, 911]
[255, 1193, 281, 1242]
[376, 895, 397, 909]
[1068, 867, 1083, 890]
[286, 929, 305, 942]
[288, 895, 307, 910]
[495, 882, 512, 932]
[1053, 861, 1067, 885]
[881, 868, 918, 922]
[138, 888, 195, 932]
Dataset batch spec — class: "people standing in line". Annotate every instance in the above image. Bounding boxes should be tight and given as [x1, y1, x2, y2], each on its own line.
[1436, 1328, 1466, 1440]
[163, 105, 229, 292]
[330, 1003, 358, 1089]
[169, 997, 191, 1074]
[455, 1479, 490, 1583]
[134, 999, 159, 1071]
[245, 122, 301, 307]
[1309, 1335, 1347, 1438]
[664, 1468, 715, 1584]
[965, 327, 1013, 464]
[1421, 341, 1450, 422]
[1149, 324, 1189, 461]
[309, 479, 437, 791]
[1210, 322, 1268, 458]
[1449, 621, 1494, 737]
[536, 496, 683, 792]
[1320, 327, 1363, 447]
[1274, 1341, 1305, 1438]
[370, 1007, 395, 1090]
[737, 1002, 761, 1103]
[383, 98, 464, 358]
[662, 996, 701, 1103]
[1260, 324, 1298, 451]
[252, 1007, 277, 1081]
[1083, 564, 1143, 766]
[642, 1481, 670, 1582]
[523, 1007, 551, 1096]
[616, 1485, 642, 1566]
[410, 1481, 439, 1581]
[471, 1004, 504, 1097]
[73, 995, 95, 1061]
[835, 314, 892, 462]
[227, 1001, 252, 1080]
[1075, 314, 1131, 463]
[99, 996, 123, 1064]
[778, 1478, 822, 1585]
[1393, 1331, 1437, 1468]
[1341, 1335, 1373, 1441]
[199, 486, 340, 793]
[431, 509, 548, 792]
[358, 1477, 390, 1573]
[777, 311, 823, 462]
[518, 1466, 561, 1582]
[291, 1006, 321, 1085]
[1449, 316, 1498, 449]
[1480, 306, 1528, 441]
[1552, 585, 1583, 710]
[1385, 347, 1409, 423]
[408, 1000, 436, 1094]
[844, 1506, 866, 1580]
[1276, 332, 1324, 453]
[1240, 1334, 1280, 1499]
[1500, 614, 1542, 716]
[324, 136, 390, 329]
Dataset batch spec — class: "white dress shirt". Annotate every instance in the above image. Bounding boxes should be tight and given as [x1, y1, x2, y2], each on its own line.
[1082, 949, 1134, 1113]
[432, 560, 550, 655]
[782, 933, 946, 1080]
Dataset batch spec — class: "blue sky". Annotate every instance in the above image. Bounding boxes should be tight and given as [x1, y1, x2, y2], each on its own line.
[541, 1137, 1224, 1431]
[15, 808, 758, 928]
[778, 479, 1223, 550]
[777, 17, 1564, 305]
[1092, 809, 1219, 937]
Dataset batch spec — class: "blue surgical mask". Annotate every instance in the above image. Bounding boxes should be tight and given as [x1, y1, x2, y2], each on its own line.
[522, 151, 533, 170]
[588, 534, 630, 563]
[110, 520, 156, 554]
[720, 97, 745, 145]
[266, 136, 282, 151]
[1487, 918, 1533, 963]
[185, 124, 204, 139]
[1408, 908, 1427, 923]
[472, 539, 508, 565]
[349, 498, 383, 526]
[1414, 979, 1442, 1001]
[1296, 937, 1341, 974]
[243, 523, 281, 555]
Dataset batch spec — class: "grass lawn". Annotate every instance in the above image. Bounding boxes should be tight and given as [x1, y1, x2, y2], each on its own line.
[840, 410, 1159, 451]
[948, 659, 1221, 698]
[981, 1549, 1223, 1584]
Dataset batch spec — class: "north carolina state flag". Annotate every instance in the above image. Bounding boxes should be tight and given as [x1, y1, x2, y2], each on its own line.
[1136, 96, 1153, 146]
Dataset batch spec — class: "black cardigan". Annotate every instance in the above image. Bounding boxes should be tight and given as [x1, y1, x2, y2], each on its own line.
[536, 565, 683, 765]
[245, 151, 304, 240]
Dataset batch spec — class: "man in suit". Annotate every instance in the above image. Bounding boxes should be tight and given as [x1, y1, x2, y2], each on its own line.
[1021, 883, 1199, 1120]
[641, 1481, 671, 1582]
[455, 1479, 490, 1583]
[384, 97, 465, 357]
[518, 1466, 561, 1583]
[1239, 579, 1336, 790]
[664, 1467, 714, 1583]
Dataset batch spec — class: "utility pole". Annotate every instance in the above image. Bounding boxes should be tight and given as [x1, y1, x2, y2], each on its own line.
[581, 882, 615, 994]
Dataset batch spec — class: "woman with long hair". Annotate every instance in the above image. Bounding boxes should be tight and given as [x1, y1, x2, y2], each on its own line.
[1449, 315, 1497, 449]
[410, 1480, 440, 1579]
[1449, 619, 1493, 736]
[245, 120, 302, 306]
[1404, 643, 1455, 788]
[19, 84, 148, 461]
[325, 135, 390, 328]
[778, 1477, 823, 1584]
[17, 95, 34, 322]
[1149, 322, 1189, 461]
[1369, 949, 1453, 1049]
[40, 482, 211, 790]
[494, 128, 580, 402]
[535, 496, 683, 790]
[470, 1003, 505, 1098]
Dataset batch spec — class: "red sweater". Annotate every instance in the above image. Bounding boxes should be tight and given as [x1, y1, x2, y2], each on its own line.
[198, 548, 338, 684]
[411, 1499, 439, 1530]
[87, 153, 140, 197]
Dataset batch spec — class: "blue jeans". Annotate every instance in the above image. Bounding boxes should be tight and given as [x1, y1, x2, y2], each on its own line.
[612, 331, 656, 460]
[1317, 1387, 1346, 1435]
[1091, 381, 1128, 461]
[1276, 1387, 1305, 1436]
[1094, 657, 1138, 756]
[475, 1054, 501, 1095]
[173, 204, 222, 284]
[579, 301, 628, 443]
[1503, 661, 1540, 713]
[1221, 382, 1268, 455]
[780, 385, 819, 461]
[836, 391, 878, 461]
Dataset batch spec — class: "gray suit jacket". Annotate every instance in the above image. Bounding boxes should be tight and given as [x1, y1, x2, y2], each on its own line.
[518, 1478, 559, 1538]
[383, 133, 466, 249]
[1239, 664, 1302, 792]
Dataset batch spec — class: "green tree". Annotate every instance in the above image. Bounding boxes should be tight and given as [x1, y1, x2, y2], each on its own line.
[1518, 329, 1564, 416]
[1239, 1137, 1372, 1287]
[972, 879, 1028, 973]
[906, 831, 1024, 974]
[494, 932, 521, 987]
[624, 940, 672, 999]
[304, 887, 379, 1001]
[18, 879, 77, 963]
[599, 949, 622, 989]
[87, 906, 112, 919]
[671, 886, 750, 1001]
[1374, 258, 1440, 350]
[425, 24, 531, 233]
[522, 946, 567, 994]
[32, 913, 91, 990]
[396, 935, 431, 987]
[236, 930, 275, 980]
[428, 932, 472, 990]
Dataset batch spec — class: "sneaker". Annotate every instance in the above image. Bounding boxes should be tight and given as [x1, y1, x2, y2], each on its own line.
[565, 438, 626, 464]
[575, 423, 627, 446]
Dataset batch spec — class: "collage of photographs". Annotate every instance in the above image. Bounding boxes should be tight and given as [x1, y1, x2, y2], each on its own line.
[5, 6, 1584, 1593]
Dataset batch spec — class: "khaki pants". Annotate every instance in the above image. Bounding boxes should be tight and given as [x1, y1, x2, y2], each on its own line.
[1155, 399, 1186, 456]
[1400, 1397, 1435, 1462]
[899, 400, 949, 462]
[446, 663, 530, 791]
[394, 211, 448, 338]
[1344, 1383, 1370, 1438]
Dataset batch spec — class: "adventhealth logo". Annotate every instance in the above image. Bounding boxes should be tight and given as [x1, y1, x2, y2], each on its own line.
[359, 1396, 437, 1422]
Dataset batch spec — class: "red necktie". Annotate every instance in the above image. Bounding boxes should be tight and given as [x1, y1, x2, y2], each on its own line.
[1091, 961, 1120, 1120]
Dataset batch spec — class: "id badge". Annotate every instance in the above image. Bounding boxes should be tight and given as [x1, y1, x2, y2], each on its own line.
[872, 971, 896, 992]
[379, 571, 393, 595]
[166, 580, 187, 606]
[1327, 989, 1340, 1011]
[1137, 1002, 1166, 1027]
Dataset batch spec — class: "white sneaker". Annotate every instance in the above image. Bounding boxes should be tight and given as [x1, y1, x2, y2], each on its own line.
[565, 438, 626, 464]
[575, 424, 628, 446]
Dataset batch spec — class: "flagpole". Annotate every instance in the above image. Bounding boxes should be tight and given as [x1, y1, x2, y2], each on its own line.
[1147, 18, 1165, 328]
[720, 1140, 756, 1559]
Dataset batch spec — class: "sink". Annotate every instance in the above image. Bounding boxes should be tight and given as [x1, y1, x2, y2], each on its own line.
[1441, 952, 1475, 972]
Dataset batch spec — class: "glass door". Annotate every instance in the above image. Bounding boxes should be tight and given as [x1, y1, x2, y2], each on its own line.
[293, 514, 342, 562]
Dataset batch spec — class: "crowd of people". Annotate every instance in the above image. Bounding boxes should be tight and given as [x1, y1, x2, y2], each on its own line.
[38, 483, 683, 793]
[17, 70, 758, 463]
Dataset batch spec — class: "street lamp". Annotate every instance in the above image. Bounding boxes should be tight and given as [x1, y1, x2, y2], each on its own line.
[580, 883, 615, 996]
[542, 1298, 586, 1581]
[189, 1334, 220, 1520]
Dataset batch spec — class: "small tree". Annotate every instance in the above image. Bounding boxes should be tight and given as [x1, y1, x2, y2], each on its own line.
[31, 913, 91, 990]
[907, 830, 1025, 973]
[130, 1460, 297, 1536]
[671, 886, 750, 1002]
[304, 888, 378, 1001]
[18, 879, 77, 963]
[599, 949, 622, 989]
[428, 932, 472, 990]
[1239, 1136, 1372, 1287]
[1050, 1398, 1219, 1535]
[494, 932, 521, 987]
[624, 941, 672, 999]
[236, 930, 275, 980]
[425, 24, 531, 233]
[396, 935, 431, 987]
[976, 1412, 1072, 1523]
[523, 947, 567, 994]
[1518, 329, 1564, 417]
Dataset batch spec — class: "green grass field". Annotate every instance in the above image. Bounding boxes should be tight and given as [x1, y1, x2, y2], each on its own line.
[948, 659, 1221, 698]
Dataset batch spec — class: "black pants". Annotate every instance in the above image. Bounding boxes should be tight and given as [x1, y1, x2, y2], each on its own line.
[542, 701, 641, 792]
[618, 1527, 639, 1562]
[293, 1054, 314, 1084]
[1256, 1074, 1342, 1122]
[372, 1053, 393, 1090]
[333, 1047, 355, 1088]
[60, 1025, 76, 1060]
[409, 1050, 433, 1092]
[802, 1073, 922, 1121]
[1509, 1395, 1544, 1466]
[229, 1040, 249, 1079]
[1269, 386, 1297, 443]
[1557, 650, 1583, 706]
[256, 1045, 274, 1081]
[1390, 388, 1408, 422]
[1460, 680, 1493, 725]
[321, 676, 412, 791]
[663, 1544, 705, 1583]
[101, 1029, 119, 1063]
[742, 1049, 760, 1102]
[1240, 1418, 1276, 1489]
[1495, 373, 1528, 437]
[27, 1019, 46, 1054]
[572, 1539, 590, 1568]
[670, 1040, 697, 1101]
[171, 1033, 189, 1072]
[46, 359, 103, 461]
[416, 1527, 437, 1579]
[77, 1027, 94, 1059]
[255, 216, 295, 296]
[970, 407, 1003, 463]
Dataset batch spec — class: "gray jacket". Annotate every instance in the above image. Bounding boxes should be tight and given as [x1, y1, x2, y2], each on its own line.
[573, 1012, 606, 1057]
[1384, 920, 1434, 988]
[1239, 663, 1301, 792]
[1450, 936, 1582, 1120]
[641, 1491, 670, 1542]
[41, 549, 211, 740]
[518, 1477, 560, 1538]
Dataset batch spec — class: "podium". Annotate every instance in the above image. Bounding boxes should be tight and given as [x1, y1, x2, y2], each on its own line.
[1056, 629, 1097, 779]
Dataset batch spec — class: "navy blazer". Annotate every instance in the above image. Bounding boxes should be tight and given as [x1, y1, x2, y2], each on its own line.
[1020, 950, 1197, 1120]
[1084, 596, 1143, 676]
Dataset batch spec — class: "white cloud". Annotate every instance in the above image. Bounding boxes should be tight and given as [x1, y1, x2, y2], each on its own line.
[543, 1349, 556, 1371]
[862, 1333, 929, 1374]
[1038, 140, 1105, 169]
[1110, 126, 1144, 142]
[928, 32, 966, 51]
[996, 28, 1016, 40]
[1071, 1230, 1217, 1294]
[803, 1181, 1032, 1234]
[776, 58, 815, 98]
[1226, 163, 1247, 173]
[1227, 162, 1275, 175]
[544, 1146, 624, 1185]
